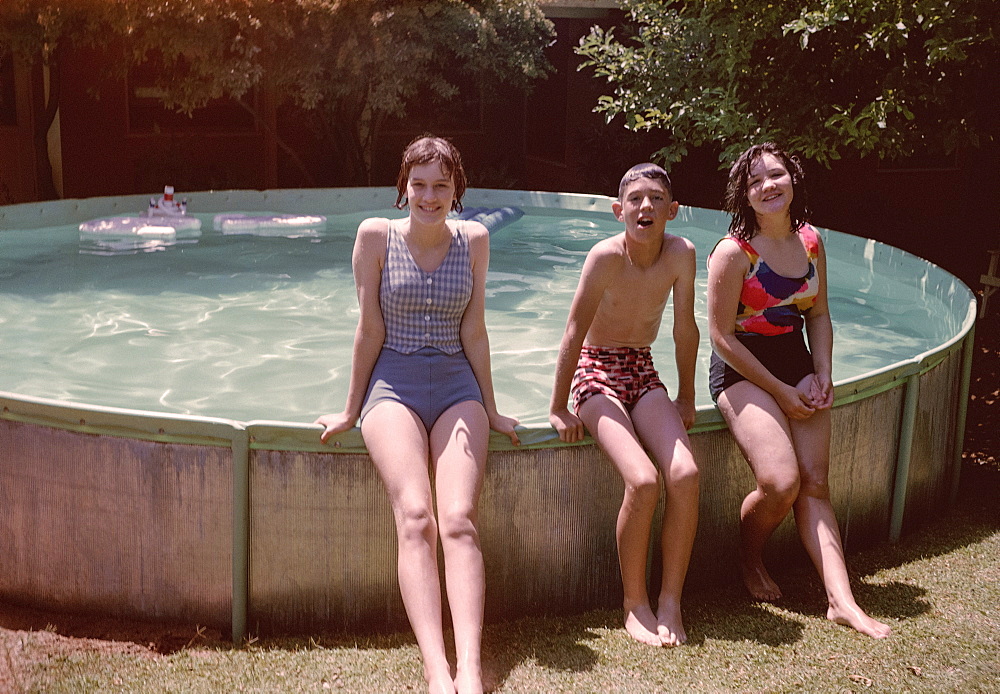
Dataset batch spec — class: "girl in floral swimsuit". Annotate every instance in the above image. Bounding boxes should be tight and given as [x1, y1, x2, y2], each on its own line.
[707, 142, 891, 639]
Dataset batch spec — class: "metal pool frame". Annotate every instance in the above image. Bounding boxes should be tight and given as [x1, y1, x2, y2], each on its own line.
[0, 189, 976, 642]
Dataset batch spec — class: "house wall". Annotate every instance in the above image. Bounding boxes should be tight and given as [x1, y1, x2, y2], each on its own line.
[57, 43, 275, 199]
[0, 55, 39, 204]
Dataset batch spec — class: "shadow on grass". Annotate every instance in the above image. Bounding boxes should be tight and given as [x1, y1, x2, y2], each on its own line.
[481, 609, 617, 686]
[676, 459, 998, 649]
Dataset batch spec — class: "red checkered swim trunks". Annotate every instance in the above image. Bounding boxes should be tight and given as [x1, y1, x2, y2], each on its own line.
[570, 345, 667, 414]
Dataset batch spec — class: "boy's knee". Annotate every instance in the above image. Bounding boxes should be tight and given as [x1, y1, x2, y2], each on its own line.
[667, 456, 699, 490]
[624, 471, 661, 505]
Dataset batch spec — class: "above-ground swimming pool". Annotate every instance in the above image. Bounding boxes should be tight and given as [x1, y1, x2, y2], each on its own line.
[0, 188, 976, 641]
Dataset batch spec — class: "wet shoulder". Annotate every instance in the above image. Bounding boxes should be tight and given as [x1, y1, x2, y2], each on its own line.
[662, 233, 696, 259]
[357, 216, 391, 240]
[455, 219, 489, 250]
[707, 235, 752, 274]
[588, 233, 627, 263]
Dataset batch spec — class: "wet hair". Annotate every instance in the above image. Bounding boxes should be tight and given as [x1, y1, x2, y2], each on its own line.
[724, 142, 810, 241]
[617, 162, 673, 201]
[394, 135, 467, 213]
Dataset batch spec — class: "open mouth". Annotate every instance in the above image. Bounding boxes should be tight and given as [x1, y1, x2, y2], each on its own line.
[637, 217, 654, 228]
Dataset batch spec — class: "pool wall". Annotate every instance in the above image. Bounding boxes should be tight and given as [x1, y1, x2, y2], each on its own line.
[0, 189, 976, 642]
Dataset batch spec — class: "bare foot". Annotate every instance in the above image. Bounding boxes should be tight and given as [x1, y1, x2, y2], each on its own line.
[425, 665, 457, 694]
[624, 603, 664, 646]
[655, 598, 687, 646]
[454, 665, 484, 694]
[828, 603, 892, 639]
[741, 559, 782, 601]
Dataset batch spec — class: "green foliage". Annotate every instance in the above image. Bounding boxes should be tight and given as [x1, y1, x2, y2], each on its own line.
[576, 0, 997, 168]
[0, 0, 554, 184]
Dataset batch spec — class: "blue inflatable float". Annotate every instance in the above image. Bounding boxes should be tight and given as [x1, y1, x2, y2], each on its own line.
[452, 206, 524, 234]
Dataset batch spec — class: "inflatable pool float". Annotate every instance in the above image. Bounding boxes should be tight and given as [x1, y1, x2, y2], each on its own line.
[212, 213, 327, 237]
[78, 215, 203, 254]
[453, 206, 524, 234]
[79, 215, 203, 237]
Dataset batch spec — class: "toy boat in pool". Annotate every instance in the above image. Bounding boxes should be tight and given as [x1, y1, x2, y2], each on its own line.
[79, 186, 203, 253]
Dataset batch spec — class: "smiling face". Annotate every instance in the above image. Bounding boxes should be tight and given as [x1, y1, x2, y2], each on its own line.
[746, 152, 794, 219]
[613, 177, 679, 237]
[405, 161, 457, 226]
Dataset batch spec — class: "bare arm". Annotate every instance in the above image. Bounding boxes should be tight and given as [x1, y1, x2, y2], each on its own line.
[548, 246, 614, 442]
[707, 239, 815, 419]
[460, 222, 520, 445]
[670, 238, 699, 429]
[315, 218, 388, 442]
[803, 234, 834, 409]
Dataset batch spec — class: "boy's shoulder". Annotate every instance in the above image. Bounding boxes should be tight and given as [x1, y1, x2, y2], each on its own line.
[585, 232, 628, 264]
[662, 232, 696, 255]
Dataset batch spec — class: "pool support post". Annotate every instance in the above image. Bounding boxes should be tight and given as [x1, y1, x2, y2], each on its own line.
[232, 428, 250, 644]
[889, 373, 921, 543]
[950, 324, 975, 505]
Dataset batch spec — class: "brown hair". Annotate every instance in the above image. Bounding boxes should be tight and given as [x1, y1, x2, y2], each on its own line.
[394, 135, 468, 213]
[618, 162, 673, 201]
[724, 142, 810, 241]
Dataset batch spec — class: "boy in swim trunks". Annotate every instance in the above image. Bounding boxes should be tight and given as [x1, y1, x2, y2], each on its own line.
[549, 163, 700, 647]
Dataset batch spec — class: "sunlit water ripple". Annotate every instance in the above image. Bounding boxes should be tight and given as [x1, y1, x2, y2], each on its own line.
[0, 210, 951, 425]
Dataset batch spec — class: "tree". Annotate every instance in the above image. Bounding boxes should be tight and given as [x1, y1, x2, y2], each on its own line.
[0, 0, 119, 198]
[0, 0, 553, 193]
[576, 0, 998, 169]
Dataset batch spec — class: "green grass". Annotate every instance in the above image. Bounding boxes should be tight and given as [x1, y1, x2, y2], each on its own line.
[8, 462, 999, 693]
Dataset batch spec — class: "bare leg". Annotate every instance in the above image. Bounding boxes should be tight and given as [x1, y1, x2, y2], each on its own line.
[578, 394, 663, 646]
[430, 400, 490, 694]
[717, 381, 802, 601]
[362, 403, 454, 694]
[789, 409, 892, 638]
[631, 389, 699, 646]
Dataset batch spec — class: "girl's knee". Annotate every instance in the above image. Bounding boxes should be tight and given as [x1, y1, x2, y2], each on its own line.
[437, 505, 479, 543]
[796, 478, 830, 500]
[758, 474, 800, 507]
[394, 503, 437, 544]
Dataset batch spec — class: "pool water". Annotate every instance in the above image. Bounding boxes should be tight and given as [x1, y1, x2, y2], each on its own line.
[0, 209, 952, 425]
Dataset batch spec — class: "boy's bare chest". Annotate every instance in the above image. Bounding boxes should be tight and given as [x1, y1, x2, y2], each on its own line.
[602, 264, 672, 312]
